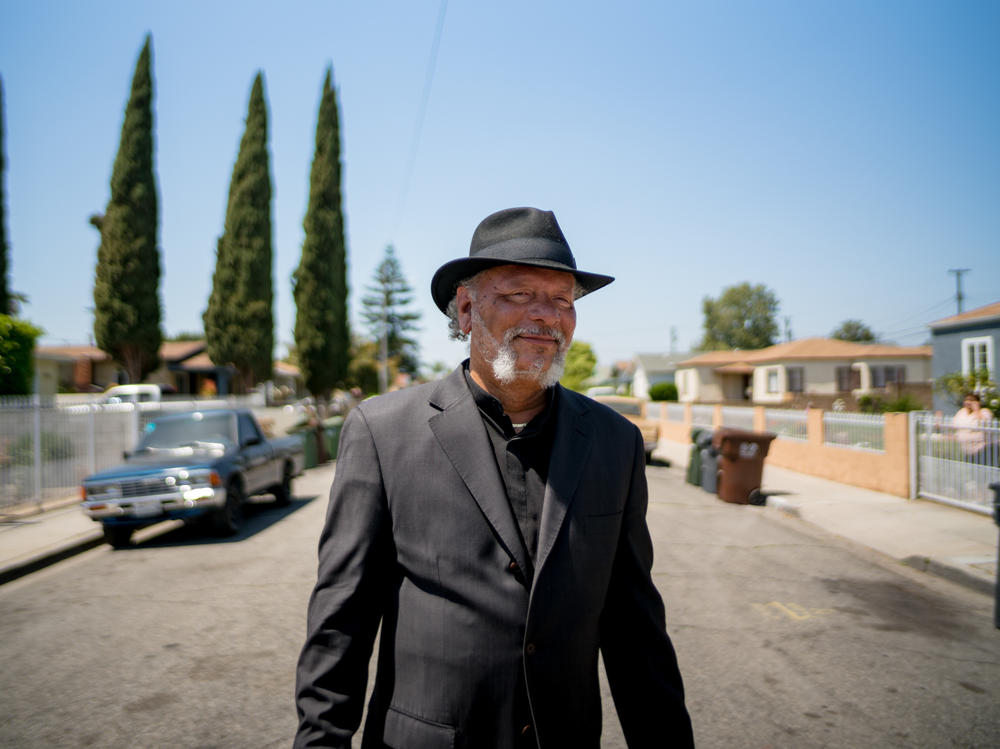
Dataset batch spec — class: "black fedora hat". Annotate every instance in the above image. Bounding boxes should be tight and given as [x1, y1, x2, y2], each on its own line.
[430, 206, 614, 313]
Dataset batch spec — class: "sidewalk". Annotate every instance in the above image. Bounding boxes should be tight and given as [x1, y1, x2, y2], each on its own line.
[656, 441, 997, 596]
[2, 449, 998, 596]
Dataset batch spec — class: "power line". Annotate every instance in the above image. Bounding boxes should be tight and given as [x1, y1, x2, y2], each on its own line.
[390, 0, 449, 242]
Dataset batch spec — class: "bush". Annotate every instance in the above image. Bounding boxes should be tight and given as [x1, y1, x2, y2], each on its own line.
[0, 315, 43, 395]
[648, 382, 678, 401]
[858, 392, 926, 414]
[10, 431, 75, 463]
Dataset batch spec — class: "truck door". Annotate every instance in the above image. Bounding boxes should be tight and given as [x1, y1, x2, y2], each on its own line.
[238, 412, 274, 494]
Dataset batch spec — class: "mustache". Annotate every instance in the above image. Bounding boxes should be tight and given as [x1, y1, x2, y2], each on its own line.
[503, 325, 567, 347]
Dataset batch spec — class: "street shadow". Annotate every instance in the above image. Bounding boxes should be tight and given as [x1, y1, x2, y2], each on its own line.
[117, 494, 319, 549]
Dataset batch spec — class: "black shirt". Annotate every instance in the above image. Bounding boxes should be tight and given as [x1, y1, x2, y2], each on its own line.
[463, 365, 558, 567]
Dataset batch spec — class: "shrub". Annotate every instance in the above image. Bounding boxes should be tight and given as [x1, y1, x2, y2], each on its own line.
[882, 393, 925, 413]
[649, 382, 678, 401]
[10, 431, 74, 463]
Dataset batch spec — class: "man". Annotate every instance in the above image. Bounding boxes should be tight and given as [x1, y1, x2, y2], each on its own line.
[294, 207, 693, 748]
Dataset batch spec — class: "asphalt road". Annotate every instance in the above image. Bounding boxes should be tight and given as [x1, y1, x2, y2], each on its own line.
[0, 461, 997, 748]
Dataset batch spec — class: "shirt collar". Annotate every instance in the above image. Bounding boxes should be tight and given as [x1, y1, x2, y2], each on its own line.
[463, 361, 558, 439]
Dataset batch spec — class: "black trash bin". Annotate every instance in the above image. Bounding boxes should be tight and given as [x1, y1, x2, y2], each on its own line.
[711, 428, 777, 505]
[990, 482, 1000, 629]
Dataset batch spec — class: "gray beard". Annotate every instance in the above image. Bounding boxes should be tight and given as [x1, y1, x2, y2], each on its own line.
[471, 310, 568, 389]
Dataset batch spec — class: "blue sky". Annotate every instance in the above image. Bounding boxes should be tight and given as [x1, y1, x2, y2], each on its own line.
[2, 0, 998, 373]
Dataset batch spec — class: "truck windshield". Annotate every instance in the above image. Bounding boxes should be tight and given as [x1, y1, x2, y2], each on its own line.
[138, 412, 236, 450]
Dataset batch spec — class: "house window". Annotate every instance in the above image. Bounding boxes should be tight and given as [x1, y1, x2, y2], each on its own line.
[962, 336, 994, 378]
[870, 366, 906, 388]
[786, 367, 804, 393]
[766, 368, 779, 394]
[835, 366, 861, 392]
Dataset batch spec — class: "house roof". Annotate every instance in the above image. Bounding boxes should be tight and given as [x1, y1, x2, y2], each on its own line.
[678, 338, 931, 367]
[35, 344, 110, 361]
[159, 340, 206, 362]
[633, 352, 694, 373]
[929, 300, 1000, 330]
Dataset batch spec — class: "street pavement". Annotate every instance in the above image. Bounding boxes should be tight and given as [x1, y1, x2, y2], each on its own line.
[1, 440, 997, 597]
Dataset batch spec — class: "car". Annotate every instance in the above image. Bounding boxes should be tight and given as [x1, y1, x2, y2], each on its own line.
[81, 408, 305, 547]
[590, 394, 660, 464]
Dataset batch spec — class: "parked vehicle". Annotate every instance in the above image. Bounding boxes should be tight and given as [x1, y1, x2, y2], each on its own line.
[80, 409, 305, 547]
[99, 384, 163, 408]
[590, 394, 660, 463]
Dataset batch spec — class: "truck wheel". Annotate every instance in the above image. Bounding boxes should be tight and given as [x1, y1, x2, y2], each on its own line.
[103, 526, 133, 549]
[211, 482, 244, 536]
[271, 463, 293, 507]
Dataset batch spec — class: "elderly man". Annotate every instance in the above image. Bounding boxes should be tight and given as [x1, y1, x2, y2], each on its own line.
[294, 207, 693, 748]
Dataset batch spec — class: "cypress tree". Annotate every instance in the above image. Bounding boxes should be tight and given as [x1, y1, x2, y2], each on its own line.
[204, 72, 274, 392]
[293, 66, 349, 400]
[0, 76, 10, 315]
[92, 35, 162, 382]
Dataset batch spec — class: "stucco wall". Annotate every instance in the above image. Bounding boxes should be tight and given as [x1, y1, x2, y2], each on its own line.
[657, 404, 911, 497]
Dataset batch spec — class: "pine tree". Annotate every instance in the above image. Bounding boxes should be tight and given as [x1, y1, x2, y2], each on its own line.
[361, 245, 421, 390]
[0, 76, 10, 316]
[293, 66, 349, 399]
[204, 72, 274, 392]
[92, 35, 162, 382]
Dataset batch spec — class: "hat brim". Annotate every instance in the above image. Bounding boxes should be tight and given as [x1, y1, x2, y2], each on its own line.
[431, 257, 614, 313]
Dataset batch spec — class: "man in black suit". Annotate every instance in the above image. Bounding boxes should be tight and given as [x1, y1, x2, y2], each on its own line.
[294, 207, 693, 748]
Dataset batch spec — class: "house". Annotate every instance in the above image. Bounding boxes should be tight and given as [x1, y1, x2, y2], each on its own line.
[33, 345, 118, 395]
[631, 352, 693, 400]
[928, 300, 1000, 413]
[675, 338, 932, 408]
[33, 340, 299, 397]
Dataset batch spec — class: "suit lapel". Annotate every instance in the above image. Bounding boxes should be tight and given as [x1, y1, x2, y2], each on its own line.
[428, 367, 532, 577]
[535, 387, 592, 575]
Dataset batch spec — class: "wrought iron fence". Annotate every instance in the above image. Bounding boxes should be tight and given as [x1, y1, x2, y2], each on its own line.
[912, 412, 999, 515]
[765, 409, 808, 442]
[823, 412, 885, 452]
[0, 395, 265, 511]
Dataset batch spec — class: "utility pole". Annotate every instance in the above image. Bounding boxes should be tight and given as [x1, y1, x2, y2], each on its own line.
[948, 268, 970, 315]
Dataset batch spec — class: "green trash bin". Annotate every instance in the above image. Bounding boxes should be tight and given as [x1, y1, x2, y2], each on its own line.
[322, 416, 344, 460]
[293, 427, 318, 469]
[686, 428, 705, 486]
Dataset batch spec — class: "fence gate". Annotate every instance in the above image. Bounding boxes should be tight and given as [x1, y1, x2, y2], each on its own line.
[911, 412, 999, 516]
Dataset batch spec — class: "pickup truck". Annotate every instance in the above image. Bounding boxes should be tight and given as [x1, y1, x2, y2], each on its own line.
[81, 408, 305, 548]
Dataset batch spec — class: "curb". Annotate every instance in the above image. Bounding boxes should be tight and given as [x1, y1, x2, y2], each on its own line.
[764, 495, 996, 598]
[0, 530, 106, 586]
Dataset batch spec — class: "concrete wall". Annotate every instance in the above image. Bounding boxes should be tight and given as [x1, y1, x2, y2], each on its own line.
[656, 404, 912, 497]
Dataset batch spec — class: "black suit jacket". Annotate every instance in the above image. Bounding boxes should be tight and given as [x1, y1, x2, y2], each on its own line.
[294, 365, 693, 748]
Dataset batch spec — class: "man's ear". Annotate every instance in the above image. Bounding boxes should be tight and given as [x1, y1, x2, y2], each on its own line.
[456, 287, 474, 335]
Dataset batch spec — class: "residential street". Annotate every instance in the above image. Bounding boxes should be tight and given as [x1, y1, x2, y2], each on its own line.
[0, 461, 997, 748]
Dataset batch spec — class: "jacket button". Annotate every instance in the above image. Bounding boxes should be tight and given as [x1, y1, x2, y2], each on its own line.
[525, 643, 536, 655]
[508, 560, 519, 573]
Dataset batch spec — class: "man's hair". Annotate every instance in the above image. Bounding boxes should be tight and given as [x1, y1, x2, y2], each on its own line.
[964, 392, 981, 403]
[445, 270, 584, 342]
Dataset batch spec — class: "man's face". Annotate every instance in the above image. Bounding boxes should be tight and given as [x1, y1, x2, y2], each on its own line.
[457, 265, 577, 389]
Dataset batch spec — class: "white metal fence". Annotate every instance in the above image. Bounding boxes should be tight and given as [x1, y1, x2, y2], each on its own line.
[912, 412, 999, 515]
[0, 394, 265, 511]
[691, 404, 715, 428]
[765, 408, 808, 442]
[823, 412, 885, 452]
[720, 406, 755, 430]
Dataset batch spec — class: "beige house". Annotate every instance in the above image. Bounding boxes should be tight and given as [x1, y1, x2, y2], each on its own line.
[675, 338, 932, 407]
